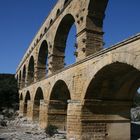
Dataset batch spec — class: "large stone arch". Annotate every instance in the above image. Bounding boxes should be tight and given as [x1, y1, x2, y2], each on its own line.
[27, 56, 35, 85]
[81, 52, 140, 99]
[23, 91, 31, 116]
[85, 62, 140, 100]
[36, 40, 48, 80]
[48, 79, 71, 100]
[33, 87, 44, 121]
[80, 53, 140, 139]
[47, 80, 71, 130]
[51, 14, 77, 72]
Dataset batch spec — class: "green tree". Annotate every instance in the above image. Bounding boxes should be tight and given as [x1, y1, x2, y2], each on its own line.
[0, 74, 18, 110]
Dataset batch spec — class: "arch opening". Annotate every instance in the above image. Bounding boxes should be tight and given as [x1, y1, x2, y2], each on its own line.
[64, 0, 69, 6]
[19, 71, 22, 88]
[23, 91, 31, 116]
[52, 14, 77, 72]
[81, 62, 140, 139]
[56, 9, 60, 16]
[33, 87, 44, 121]
[20, 93, 23, 100]
[37, 40, 48, 80]
[48, 80, 70, 130]
[65, 24, 77, 66]
[50, 19, 53, 26]
[22, 65, 26, 88]
[85, 62, 140, 100]
[27, 56, 34, 85]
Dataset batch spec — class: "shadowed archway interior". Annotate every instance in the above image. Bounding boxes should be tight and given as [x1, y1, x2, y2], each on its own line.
[85, 62, 140, 100]
[48, 80, 70, 130]
[33, 87, 44, 121]
[23, 91, 31, 116]
[37, 40, 48, 80]
[20, 93, 23, 100]
[27, 56, 34, 85]
[22, 65, 26, 88]
[19, 71, 21, 88]
[81, 62, 140, 139]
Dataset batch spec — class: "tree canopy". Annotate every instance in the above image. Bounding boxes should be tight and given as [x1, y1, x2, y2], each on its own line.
[0, 74, 18, 109]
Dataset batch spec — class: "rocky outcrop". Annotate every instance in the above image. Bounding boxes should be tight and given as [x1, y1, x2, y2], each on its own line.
[131, 107, 140, 121]
[0, 113, 66, 140]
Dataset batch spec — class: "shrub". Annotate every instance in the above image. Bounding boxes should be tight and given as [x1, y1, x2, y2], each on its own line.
[0, 120, 7, 127]
[45, 124, 58, 137]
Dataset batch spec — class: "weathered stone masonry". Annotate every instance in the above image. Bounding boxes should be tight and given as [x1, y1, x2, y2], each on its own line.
[16, 0, 140, 139]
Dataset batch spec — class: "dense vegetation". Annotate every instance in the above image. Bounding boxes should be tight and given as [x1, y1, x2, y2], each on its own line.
[0, 74, 18, 110]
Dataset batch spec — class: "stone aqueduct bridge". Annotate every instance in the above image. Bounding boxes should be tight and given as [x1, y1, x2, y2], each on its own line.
[16, 0, 140, 139]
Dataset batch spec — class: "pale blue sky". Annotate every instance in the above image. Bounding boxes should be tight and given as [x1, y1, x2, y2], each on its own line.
[0, 0, 140, 74]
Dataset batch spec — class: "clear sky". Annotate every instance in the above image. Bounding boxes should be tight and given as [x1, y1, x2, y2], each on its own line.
[0, 0, 140, 74]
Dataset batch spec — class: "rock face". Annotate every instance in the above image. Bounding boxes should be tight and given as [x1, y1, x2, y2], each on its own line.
[131, 107, 140, 140]
[131, 107, 140, 121]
